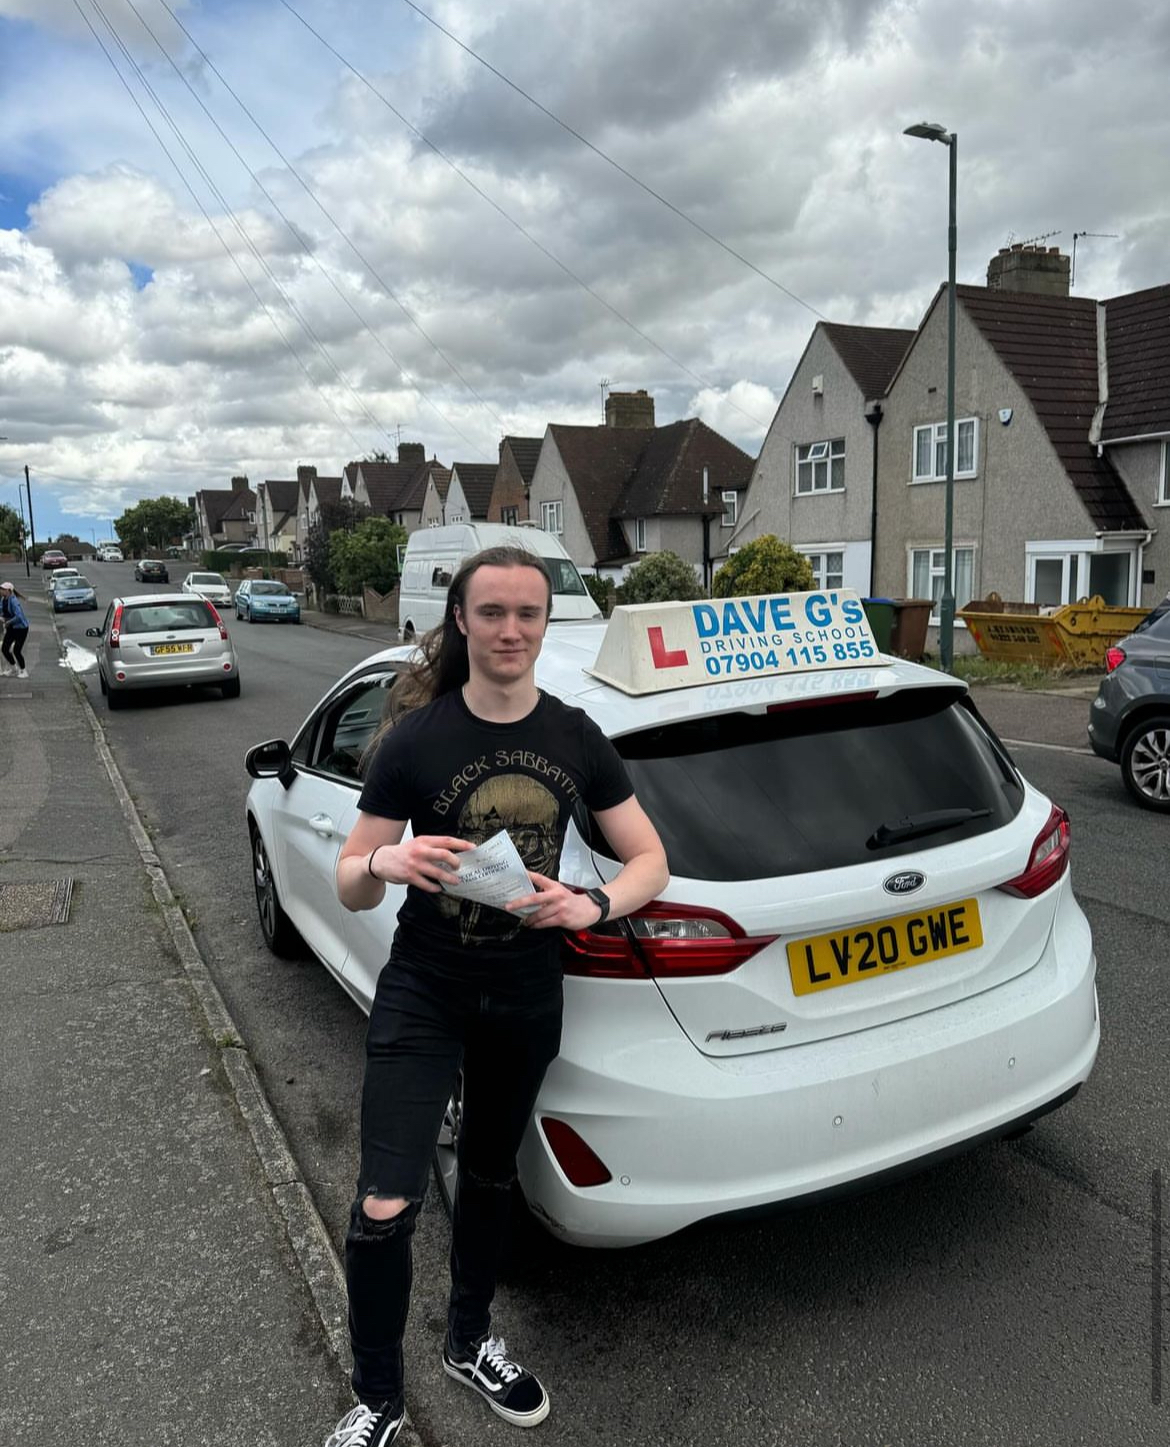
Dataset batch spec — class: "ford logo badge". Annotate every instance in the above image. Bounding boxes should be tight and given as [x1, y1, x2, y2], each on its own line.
[883, 870, 926, 896]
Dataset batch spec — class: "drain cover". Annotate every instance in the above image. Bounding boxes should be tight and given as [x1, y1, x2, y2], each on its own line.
[0, 879, 74, 931]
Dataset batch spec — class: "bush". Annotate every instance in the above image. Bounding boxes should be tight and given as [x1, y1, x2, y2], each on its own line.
[712, 536, 815, 597]
[583, 573, 617, 616]
[328, 517, 408, 597]
[202, 549, 287, 573]
[615, 551, 705, 606]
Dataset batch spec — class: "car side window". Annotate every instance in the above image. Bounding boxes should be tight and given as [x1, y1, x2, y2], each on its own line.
[308, 672, 402, 783]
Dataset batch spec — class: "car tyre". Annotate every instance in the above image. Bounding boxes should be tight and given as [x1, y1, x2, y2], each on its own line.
[250, 825, 303, 958]
[106, 685, 127, 711]
[248, 610, 257, 623]
[1119, 714, 1170, 811]
[222, 676, 242, 699]
[402, 622, 415, 642]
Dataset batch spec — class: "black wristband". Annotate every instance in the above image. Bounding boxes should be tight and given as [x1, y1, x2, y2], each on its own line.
[368, 846, 381, 878]
[585, 887, 611, 925]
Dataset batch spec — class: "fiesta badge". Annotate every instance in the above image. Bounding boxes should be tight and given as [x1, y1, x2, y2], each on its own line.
[883, 870, 926, 896]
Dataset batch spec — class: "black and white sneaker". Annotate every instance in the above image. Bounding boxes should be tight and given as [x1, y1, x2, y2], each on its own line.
[442, 1332, 550, 1426]
[323, 1401, 404, 1447]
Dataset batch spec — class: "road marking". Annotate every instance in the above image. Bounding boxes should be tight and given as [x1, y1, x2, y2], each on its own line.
[1001, 737, 1095, 756]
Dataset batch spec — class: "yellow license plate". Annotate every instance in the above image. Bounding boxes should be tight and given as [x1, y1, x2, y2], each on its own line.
[787, 898, 983, 996]
[152, 642, 194, 655]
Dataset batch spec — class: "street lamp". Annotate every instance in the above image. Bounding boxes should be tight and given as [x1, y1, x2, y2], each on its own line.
[904, 120, 958, 672]
[21, 465, 37, 580]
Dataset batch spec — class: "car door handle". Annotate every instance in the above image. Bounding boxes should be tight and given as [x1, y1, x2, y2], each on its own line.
[309, 813, 337, 838]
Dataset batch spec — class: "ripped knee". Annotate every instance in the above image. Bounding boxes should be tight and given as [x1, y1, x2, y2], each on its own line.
[461, 1167, 516, 1194]
[349, 1192, 420, 1242]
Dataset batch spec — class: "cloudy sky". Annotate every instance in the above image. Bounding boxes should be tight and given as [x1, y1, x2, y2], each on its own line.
[0, 0, 1166, 544]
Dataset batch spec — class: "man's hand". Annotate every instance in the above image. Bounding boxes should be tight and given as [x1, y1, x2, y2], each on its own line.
[371, 835, 474, 892]
[507, 872, 604, 931]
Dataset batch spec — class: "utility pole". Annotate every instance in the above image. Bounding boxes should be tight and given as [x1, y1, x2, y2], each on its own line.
[24, 465, 36, 578]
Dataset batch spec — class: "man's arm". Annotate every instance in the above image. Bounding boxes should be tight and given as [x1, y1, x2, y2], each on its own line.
[509, 795, 668, 932]
[337, 811, 473, 912]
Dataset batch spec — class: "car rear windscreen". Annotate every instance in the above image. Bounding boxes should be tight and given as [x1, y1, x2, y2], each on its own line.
[544, 558, 587, 596]
[604, 690, 1024, 880]
[252, 582, 290, 595]
[122, 601, 215, 633]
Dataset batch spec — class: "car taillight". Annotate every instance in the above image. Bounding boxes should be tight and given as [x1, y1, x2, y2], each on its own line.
[207, 602, 228, 640]
[997, 805, 1071, 899]
[1105, 646, 1126, 672]
[539, 1118, 612, 1187]
[562, 900, 777, 980]
[767, 690, 879, 713]
[109, 603, 123, 648]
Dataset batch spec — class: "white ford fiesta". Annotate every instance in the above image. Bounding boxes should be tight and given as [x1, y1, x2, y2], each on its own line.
[244, 591, 1099, 1248]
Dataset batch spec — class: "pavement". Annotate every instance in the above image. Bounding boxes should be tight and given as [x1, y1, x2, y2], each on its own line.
[0, 590, 1101, 1447]
[0, 589, 361, 1447]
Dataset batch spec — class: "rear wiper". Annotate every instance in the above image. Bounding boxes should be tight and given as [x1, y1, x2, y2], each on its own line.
[866, 807, 991, 849]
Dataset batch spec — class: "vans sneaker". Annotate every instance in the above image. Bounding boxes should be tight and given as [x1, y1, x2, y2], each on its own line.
[16, 669, 29, 679]
[442, 1332, 549, 1427]
[323, 1401, 404, 1447]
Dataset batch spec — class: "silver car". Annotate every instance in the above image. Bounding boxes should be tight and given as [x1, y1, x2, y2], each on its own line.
[86, 593, 240, 710]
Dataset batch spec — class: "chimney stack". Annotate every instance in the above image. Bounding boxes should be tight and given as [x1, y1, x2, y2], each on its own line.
[987, 244, 1070, 297]
[605, 389, 655, 429]
[296, 465, 318, 485]
[230, 474, 249, 493]
[397, 442, 426, 466]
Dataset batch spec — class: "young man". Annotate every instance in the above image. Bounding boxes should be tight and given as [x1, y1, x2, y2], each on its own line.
[328, 546, 668, 1447]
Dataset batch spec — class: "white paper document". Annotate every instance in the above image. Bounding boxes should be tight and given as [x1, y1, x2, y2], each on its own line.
[438, 830, 539, 915]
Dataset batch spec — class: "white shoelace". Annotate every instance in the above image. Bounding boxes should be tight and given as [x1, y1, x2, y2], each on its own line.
[477, 1335, 522, 1384]
[324, 1404, 389, 1447]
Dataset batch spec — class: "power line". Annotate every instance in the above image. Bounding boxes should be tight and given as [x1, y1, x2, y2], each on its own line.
[78, 0, 388, 454]
[277, 0, 772, 431]
[130, 0, 496, 454]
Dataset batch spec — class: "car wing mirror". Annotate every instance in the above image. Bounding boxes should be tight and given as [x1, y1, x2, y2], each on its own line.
[245, 738, 296, 789]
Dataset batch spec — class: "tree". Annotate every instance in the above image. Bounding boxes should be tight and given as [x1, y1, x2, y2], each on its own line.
[329, 516, 408, 596]
[53, 533, 84, 557]
[712, 535, 815, 597]
[616, 550, 705, 605]
[116, 497, 194, 554]
[0, 503, 23, 553]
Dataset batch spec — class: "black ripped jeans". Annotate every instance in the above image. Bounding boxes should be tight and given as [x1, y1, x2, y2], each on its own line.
[345, 935, 563, 1409]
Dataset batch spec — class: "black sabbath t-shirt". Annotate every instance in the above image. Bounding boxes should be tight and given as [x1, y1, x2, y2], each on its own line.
[358, 689, 633, 964]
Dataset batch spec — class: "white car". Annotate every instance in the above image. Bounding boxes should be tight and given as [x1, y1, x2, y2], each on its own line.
[96, 545, 124, 562]
[181, 571, 233, 608]
[244, 593, 1098, 1248]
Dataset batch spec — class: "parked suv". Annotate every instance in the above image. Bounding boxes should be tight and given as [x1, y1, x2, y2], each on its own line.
[1088, 597, 1170, 810]
[86, 594, 240, 709]
[245, 593, 1098, 1248]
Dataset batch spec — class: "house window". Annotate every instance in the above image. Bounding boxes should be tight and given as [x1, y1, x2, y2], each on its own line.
[541, 500, 563, 534]
[912, 419, 978, 482]
[1159, 443, 1170, 506]
[910, 546, 975, 622]
[795, 439, 845, 493]
[634, 518, 647, 552]
[1027, 543, 1135, 607]
[501, 506, 518, 526]
[805, 550, 845, 590]
[721, 491, 738, 527]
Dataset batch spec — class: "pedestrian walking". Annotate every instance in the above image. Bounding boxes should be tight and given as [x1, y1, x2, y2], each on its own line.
[327, 546, 669, 1447]
[1, 582, 30, 678]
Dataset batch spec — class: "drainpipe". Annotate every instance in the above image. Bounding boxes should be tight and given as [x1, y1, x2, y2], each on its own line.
[864, 405, 884, 595]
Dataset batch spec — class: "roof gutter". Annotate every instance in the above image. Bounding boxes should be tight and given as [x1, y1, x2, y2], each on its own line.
[1088, 300, 1109, 449]
[1095, 429, 1170, 446]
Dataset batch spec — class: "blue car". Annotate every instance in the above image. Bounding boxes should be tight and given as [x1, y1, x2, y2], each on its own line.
[234, 579, 301, 623]
[52, 574, 98, 612]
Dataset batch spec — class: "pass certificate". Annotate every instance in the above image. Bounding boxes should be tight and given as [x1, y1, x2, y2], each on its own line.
[438, 830, 539, 915]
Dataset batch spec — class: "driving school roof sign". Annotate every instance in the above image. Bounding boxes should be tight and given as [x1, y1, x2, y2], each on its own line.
[587, 590, 880, 696]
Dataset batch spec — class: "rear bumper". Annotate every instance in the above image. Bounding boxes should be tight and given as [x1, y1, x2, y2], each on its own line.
[519, 890, 1098, 1247]
[106, 659, 238, 689]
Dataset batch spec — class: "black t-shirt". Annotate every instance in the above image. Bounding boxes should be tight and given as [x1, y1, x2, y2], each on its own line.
[359, 688, 633, 967]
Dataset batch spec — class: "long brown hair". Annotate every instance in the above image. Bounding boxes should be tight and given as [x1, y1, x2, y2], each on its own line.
[373, 545, 552, 746]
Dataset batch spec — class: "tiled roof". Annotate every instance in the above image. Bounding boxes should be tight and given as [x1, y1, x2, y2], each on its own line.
[199, 489, 236, 529]
[452, 463, 497, 517]
[262, 479, 299, 512]
[547, 425, 648, 562]
[502, 436, 542, 485]
[822, 323, 915, 399]
[221, 488, 257, 522]
[432, 466, 452, 501]
[358, 461, 420, 513]
[312, 476, 342, 508]
[957, 285, 1145, 532]
[1101, 284, 1170, 441]
[614, 419, 755, 519]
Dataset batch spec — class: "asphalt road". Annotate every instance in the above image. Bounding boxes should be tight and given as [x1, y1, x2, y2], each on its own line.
[58, 562, 1168, 1447]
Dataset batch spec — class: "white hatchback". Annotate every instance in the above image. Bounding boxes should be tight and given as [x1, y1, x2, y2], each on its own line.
[182, 571, 233, 607]
[244, 596, 1098, 1248]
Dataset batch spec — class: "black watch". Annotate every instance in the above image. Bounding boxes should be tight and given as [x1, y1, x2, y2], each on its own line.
[585, 887, 611, 926]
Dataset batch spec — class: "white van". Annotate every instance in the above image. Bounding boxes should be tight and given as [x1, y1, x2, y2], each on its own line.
[397, 523, 601, 640]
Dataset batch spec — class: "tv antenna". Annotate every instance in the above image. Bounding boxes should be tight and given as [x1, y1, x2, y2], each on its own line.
[599, 378, 611, 421]
[1071, 231, 1119, 288]
[1015, 229, 1061, 248]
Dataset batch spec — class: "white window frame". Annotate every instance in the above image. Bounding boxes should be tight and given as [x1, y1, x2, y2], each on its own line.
[1024, 537, 1141, 607]
[540, 500, 563, 535]
[795, 438, 846, 494]
[911, 418, 979, 483]
[804, 547, 845, 591]
[908, 545, 976, 624]
[721, 491, 738, 527]
[634, 517, 647, 552]
[501, 506, 518, 526]
[1158, 442, 1170, 506]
